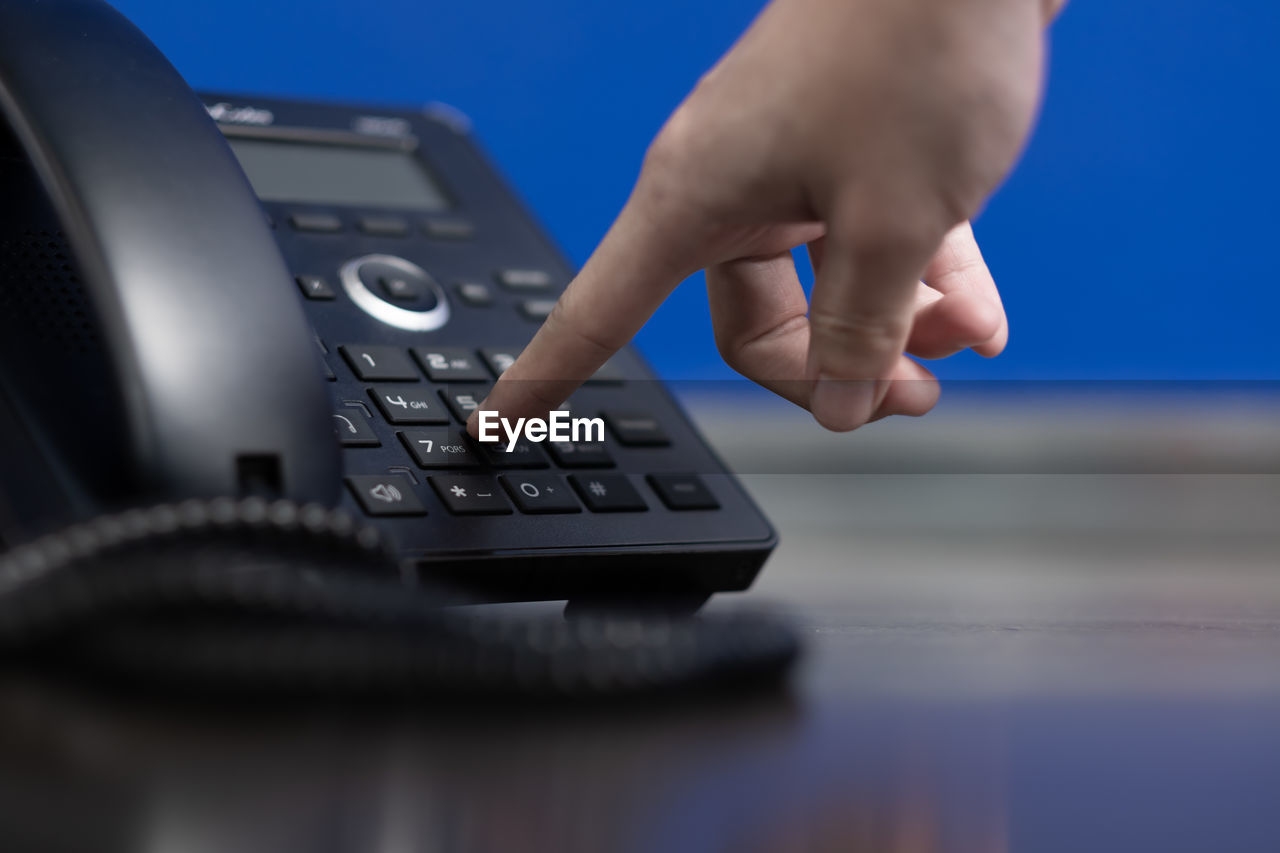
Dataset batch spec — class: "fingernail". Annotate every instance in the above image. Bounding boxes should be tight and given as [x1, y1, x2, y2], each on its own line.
[811, 374, 876, 431]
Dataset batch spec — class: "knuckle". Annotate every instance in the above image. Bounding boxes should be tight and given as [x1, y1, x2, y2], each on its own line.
[543, 295, 621, 357]
[808, 309, 906, 370]
[642, 105, 699, 185]
[838, 204, 947, 262]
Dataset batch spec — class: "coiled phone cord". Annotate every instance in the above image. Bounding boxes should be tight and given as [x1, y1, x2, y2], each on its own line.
[0, 498, 799, 698]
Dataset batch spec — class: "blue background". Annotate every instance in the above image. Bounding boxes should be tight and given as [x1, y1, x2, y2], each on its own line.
[113, 0, 1279, 381]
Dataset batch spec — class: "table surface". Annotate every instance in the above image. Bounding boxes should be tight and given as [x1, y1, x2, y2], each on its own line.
[1, 395, 1278, 852]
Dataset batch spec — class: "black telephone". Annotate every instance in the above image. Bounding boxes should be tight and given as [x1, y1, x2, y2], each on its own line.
[0, 0, 794, 695]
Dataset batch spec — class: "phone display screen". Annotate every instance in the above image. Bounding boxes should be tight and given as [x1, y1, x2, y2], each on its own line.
[228, 138, 450, 211]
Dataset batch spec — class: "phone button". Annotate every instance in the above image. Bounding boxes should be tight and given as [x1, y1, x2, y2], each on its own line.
[423, 218, 475, 240]
[412, 347, 490, 382]
[647, 474, 720, 510]
[289, 212, 343, 233]
[358, 215, 409, 237]
[333, 409, 380, 447]
[602, 411, 670, 447]
[378, 274, 434, 305]
[517, 299, 557, 321]
[296, 275, 335, 300]
[475, 438, 549, 469]
[340, 255, 451, 332]
[585, 356, 626, 385]
[455, 282, 493, 307]
[496, 269, 554, 291]
[480, 347, 520, 378]
[546, 440, 614, 469]
[340, 345, 420, 381]
[398, 427, 481, 469]
[369, 386, 449, 424]
[346, 474, 426, 516]
[501, 474, 582, 514]
[430, 475, 513, 515]
[440, 386, 491, 423]
[569, 474, 648, 513]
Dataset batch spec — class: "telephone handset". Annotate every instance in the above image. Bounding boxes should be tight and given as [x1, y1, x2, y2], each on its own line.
[0, 0, 795, 693]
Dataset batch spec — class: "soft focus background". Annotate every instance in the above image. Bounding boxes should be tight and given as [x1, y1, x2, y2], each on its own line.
[111, 0, 1280, 383]
[2, 7, 1278, 847]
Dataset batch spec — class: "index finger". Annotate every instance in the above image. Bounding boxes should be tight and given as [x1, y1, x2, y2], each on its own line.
[466, 196, 693, 436]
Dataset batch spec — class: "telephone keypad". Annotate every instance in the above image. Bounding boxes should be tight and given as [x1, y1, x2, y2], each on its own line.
[330, 343, 701, 518]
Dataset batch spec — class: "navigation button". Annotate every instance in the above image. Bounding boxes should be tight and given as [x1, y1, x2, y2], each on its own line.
[378, 274, 423, 302]
[296, 275, 335, 300]
[501, 474, 581, 514]
[346, 474, 426, 516]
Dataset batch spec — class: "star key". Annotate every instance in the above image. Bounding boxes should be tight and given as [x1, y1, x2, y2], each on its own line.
[429, 475, 512, 515]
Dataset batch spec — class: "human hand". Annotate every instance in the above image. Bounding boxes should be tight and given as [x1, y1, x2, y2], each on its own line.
[471, 0, 1063, 435]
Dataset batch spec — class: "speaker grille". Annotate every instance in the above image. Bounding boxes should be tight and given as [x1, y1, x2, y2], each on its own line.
[0, 229, 99, 354]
